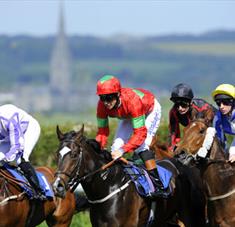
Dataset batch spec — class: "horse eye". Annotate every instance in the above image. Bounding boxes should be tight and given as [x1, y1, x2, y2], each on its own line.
[199, 129, 205, 134]
[71, 151, 79, 158]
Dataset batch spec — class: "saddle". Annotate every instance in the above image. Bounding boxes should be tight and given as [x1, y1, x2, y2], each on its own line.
[1, 163, 53, 200]
[123, 160, 173, 198]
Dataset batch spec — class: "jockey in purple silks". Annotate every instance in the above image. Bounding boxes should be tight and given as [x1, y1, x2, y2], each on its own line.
[0, 104, 46, 200]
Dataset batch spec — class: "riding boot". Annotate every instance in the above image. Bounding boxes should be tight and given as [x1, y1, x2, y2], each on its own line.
[145, 159, 168, 198]
[19, 161, 47, 201]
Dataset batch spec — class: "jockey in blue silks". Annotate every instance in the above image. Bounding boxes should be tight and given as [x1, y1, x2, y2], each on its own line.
[0, 104, 46, 200]
[212, 84, 235, 163]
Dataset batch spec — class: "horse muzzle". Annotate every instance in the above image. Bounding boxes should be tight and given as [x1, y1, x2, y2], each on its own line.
[53, 177, 66, 198]
[175, 149, 195, 166]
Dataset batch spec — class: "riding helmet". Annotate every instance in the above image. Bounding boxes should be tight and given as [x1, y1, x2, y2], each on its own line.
[96, 75, 121, 95]
[211, 84, 235, 100]
[170, 83, 194, 102]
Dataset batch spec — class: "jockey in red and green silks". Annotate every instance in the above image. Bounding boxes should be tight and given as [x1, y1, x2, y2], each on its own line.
[95, 75, 168, 198]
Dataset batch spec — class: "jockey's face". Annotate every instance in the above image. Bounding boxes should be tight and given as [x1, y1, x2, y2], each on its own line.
[174, 100, 191, 115]
[215, 99, 233, 115]
[100, 93, 119, 110]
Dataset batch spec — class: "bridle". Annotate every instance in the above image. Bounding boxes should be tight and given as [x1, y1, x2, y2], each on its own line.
[55, 135, 121, 192]
[176, 119, 226, 165]
[55, 138, 84, 191]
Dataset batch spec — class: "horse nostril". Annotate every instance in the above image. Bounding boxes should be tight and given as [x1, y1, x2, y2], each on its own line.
[57, 183, 65, 193]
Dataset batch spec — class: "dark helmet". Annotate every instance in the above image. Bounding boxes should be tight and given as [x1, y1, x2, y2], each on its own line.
[170, 83, 194, 102]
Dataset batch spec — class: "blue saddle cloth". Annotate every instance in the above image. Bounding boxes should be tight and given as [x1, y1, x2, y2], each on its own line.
[3, 164, 54, 199]
[124, 163, 172, 197]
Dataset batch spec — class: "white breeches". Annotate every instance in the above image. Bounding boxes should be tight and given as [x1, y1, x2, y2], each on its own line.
[111, 99, 161, 153]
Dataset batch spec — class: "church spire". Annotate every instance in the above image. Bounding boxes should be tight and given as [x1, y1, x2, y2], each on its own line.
[50, 0, 72, 111]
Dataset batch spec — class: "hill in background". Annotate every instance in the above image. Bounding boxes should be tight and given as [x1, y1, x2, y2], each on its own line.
[0, 29, 234, 101]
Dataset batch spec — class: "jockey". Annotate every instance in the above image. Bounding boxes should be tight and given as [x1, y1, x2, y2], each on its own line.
[0, 104, 46, 200]
[169, 83, 216, 151]
[95, 75, 167, 198]
[212, 84, 235, 163]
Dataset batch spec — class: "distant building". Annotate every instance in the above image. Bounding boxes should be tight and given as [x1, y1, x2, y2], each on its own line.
[50, 2, 72, 111]
[13, 1, 96, 113]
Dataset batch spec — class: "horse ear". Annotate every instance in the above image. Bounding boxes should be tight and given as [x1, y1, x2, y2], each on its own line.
[204, 108, 215, 126]
[80, 124, 85, 135]
[56, 125, 64, 141]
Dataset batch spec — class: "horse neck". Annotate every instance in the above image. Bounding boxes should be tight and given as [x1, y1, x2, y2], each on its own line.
[202, 138, 235, 198]
[209, 138, 226, 160]
[80, 145, 104, 174]
[80, 145, 126, 196]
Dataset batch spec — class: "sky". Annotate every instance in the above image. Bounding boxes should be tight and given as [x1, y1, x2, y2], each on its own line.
[0, 0, 235, 37]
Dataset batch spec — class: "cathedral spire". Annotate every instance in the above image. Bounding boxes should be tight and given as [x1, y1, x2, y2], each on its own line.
[50, 0, 72, 111]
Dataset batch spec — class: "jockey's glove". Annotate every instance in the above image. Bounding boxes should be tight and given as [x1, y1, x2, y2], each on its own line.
[111, 148, 124, 160]
[0, 152, 5, 161]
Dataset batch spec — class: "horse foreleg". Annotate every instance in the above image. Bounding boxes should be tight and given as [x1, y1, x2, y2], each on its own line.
[46, 194, 76, 227]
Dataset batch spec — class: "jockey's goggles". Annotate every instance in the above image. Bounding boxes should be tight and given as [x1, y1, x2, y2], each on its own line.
[99, 93, 118, 103]
[215, 99, 234, 107]
[174, 100, 190, 108]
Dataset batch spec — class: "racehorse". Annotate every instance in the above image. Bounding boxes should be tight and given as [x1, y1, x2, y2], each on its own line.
[150, 136, 174, 160]
[0, 166, 76, 227]
[151, 103, 216, 161]
[174, 117, 235, 227]
[53, 125, 207, 227]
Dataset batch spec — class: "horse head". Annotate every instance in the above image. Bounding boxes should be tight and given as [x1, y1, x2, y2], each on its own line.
[175, 117, 226, 165]
[53, 124, 112, 198]
[53, 125, 86, 198]
[175, 119, 208, 157]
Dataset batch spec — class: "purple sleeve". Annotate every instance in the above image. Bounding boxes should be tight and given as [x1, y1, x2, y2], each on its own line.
[5, 114, 24, 161]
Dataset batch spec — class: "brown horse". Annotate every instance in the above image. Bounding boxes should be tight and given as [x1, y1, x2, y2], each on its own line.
[151, 102, 216, 160]
[175, 118, 235, 227]
[150, 136, 174, 160]
[53, 125, 207, 227]
[0, 166, 76, 227]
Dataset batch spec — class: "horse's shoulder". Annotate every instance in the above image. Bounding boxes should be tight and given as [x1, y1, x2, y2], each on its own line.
[36, 166, 54, 182]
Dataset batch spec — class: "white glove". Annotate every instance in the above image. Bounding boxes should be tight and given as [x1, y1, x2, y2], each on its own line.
[197, 147, 208, 158]
[0, 152, 5, 161]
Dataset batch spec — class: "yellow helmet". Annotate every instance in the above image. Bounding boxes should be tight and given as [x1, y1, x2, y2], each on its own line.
[211, 84, 235, 100]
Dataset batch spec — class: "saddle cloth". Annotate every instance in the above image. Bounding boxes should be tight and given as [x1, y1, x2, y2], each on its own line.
[124, 163, 172, 197]
[3, 164, 54, 199]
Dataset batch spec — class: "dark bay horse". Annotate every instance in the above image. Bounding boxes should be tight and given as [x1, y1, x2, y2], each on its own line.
[175, 118, 235, 227]
[53, 125, 206, 227]
[0, 166, 76, 227]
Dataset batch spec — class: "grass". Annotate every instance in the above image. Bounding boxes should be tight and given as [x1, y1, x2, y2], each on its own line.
[38, 212, 91, 227]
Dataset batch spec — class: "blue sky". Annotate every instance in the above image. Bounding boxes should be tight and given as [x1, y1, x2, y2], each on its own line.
[0, 0, 235, 37]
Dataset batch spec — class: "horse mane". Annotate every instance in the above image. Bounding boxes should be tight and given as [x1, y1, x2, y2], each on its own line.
[86, 138, 113, 161]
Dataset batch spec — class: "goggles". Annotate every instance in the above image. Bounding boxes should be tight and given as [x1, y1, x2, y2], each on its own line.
[215, 99, 233, 107]
[99, 93, 117, 103]
[174, 101, 190, 108]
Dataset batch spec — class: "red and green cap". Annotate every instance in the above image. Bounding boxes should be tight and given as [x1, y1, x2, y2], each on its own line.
[96, 75, 121, 95]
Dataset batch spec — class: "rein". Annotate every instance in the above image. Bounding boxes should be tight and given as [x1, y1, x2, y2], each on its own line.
[0, 169, 28, 206]
[56, 134, 131, 203]
[0, 169, 32, 188]
[71, 157, 128, 192]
